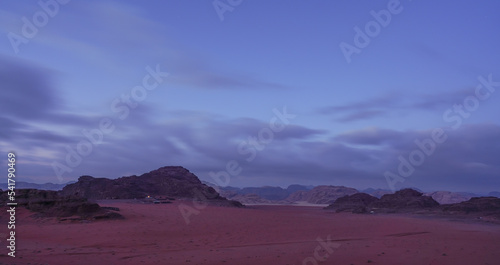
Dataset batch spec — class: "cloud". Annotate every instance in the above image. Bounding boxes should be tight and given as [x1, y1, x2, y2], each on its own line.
[410, 89, 474, 111]
[320, 94, 398, 114]
[0, 56, 61, 120]
[22, 0, 289, 91]
[168, 69, 289, 90]
[1, 57, 497, 193]
[334, 127, 404, 146]
[335, 110, 386, 122]
[318, 93, 399, 122]
[218, 123, 500, 191]
[319, 89, 479, 122]
[341, 124, 500, 192]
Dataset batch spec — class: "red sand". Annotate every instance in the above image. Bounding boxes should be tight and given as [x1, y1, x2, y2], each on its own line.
[1, 201, 499, 265]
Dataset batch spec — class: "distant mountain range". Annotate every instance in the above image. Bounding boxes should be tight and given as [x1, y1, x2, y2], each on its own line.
[5, 176, 500, 206]
[489, 191, 500, 197]
[5, 166, 500, 225]
[424, 191, 476, 205]
[0, 181, 73, 191]
[284, 185, 358, 204]
[209, 184, 377, 205]
[205, 182, 500, 205]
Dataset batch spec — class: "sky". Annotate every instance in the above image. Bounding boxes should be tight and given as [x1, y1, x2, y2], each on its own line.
[1, 0, 499, 193]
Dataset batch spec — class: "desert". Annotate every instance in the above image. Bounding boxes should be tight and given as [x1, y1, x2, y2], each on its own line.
[1, 201, 499, 265]
[0, 166, 499, 265]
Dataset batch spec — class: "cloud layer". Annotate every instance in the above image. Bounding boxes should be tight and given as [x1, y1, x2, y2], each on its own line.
[1, 57, 498, 193]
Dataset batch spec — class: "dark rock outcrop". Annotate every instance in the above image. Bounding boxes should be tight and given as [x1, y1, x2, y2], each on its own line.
[438, 197, 500, 222]
[325, 189, 439, 213]
[326, 189, 500, 223]
[441, 197, 500, 213]
[0, 189, 122, 220]
[325, 193, 379, 213]
[60, 166, 243, 207]
[370, 188, 439, 210]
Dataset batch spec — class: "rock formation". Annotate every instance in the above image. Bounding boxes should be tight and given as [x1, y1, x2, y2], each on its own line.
[325, 189, 439, 213]
[441, 196, 500, 214]
[425, 191, 473, 204]
[324, 193, 379, 213]
[225, 193, 276, 204]
[60, 166, 243, 207]
[0, 189, 122, 220]
[371, 188, 439, 210]
[286, 185, 358, 204]
[325, 189, 500, 223]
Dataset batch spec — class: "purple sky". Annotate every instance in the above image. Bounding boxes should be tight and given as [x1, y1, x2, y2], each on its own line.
[1, 0, 499, 193]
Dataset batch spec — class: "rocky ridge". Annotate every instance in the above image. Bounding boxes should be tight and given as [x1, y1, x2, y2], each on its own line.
[60, 166, 243, 207]
[326, 189, 500, 223]
[0, 189, 122, 221]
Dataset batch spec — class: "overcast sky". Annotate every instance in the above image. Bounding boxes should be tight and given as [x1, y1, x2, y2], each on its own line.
[1, 0, 499, 193]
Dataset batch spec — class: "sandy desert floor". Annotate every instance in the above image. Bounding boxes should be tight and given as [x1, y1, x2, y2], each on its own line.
[0, 201, 499, 265]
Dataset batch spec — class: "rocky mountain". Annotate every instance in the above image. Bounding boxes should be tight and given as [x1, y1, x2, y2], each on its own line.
[235, 186, 290, 201]
[286, 184, 314, 194]
[286, 185, 358, 204]
[325, 193, 379, 213]
[441, 197, 500, 213]
[425, 191, 474, 204]
[0, 189, 122, 220]
[285, 190, 309, 202]
[207, 184, 312, 203]
[438, 196, 500, 222]
[326, 189, 500, 223]
[236, 185, 311, 201]
[210, 187, 269, 205]
[326, 189, 439, 213]
[224, 193, 276, 204]
[60, 166, 242, 207]
[371, 189, 439, 210]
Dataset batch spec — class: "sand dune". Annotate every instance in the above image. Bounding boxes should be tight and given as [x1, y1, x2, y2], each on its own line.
[1, 201, 499, 265]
